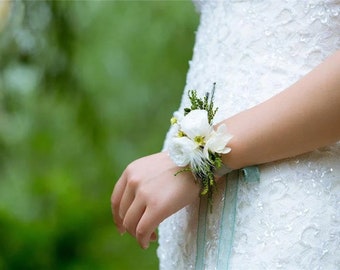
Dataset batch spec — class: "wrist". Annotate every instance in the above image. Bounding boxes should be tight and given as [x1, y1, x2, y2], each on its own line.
[217, 116, 254, 170]
[167, 87, 233, 202]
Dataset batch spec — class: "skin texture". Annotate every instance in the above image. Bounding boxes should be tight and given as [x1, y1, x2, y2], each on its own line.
[111, 50, 340, 250]
[222, 50, 340, 169]
[111, 152, 199, 249]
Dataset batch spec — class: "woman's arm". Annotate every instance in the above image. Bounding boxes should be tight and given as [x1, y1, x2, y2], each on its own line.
[111, 50, 340, 249]
[222, 50, 340, 170]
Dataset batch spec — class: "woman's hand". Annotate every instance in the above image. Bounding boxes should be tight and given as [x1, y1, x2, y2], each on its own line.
[111, 152, 200, 249]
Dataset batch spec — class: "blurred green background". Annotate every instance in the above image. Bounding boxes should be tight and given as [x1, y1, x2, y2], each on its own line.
[0, 1, 198, 269]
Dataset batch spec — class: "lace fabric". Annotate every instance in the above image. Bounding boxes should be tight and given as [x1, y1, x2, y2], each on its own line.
[158, 1, 340, 269]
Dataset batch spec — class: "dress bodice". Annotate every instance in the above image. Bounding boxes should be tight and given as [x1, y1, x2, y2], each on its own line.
[183, 0, 340, 121]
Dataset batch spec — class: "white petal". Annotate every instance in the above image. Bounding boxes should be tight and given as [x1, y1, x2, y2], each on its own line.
[168, 137, 198, 167]
[180, 110, 212, 139]
[205, 124, 233, 155]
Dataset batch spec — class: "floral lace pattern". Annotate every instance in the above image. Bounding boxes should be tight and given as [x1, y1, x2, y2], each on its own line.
[158, 1, 340, 269]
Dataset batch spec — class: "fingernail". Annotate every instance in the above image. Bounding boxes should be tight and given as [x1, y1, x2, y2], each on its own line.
[118, 227, 126, 235]
[142, 242, 149, 250]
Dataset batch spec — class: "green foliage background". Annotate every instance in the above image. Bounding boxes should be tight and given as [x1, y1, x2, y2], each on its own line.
[0, 1, 198, 269]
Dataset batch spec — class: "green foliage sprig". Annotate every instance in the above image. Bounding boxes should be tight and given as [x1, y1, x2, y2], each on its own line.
[184, 83, 218, 125]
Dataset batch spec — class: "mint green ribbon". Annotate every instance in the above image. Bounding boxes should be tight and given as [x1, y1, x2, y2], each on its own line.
[195, 166, 260, 270]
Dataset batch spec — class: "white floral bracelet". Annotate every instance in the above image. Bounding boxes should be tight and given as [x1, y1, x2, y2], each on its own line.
[168, 85, 233, 203]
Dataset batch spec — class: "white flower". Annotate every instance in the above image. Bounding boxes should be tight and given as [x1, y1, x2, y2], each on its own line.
[168, 137, 197, 167]
[168, 136, 205, 168]
[168, 109, 232, 172]
[180, 110, 212, 140]
[204, 124, 232, 159]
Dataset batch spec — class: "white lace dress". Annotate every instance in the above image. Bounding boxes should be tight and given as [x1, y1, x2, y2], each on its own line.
[157, 1, 340, 269]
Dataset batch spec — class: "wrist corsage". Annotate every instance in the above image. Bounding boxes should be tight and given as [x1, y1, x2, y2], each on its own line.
[168, 84, 233, 203]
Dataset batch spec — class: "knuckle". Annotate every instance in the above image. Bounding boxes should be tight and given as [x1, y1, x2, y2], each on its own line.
[127, 178, 139, 189]
[147, 197, 159, 210]
[136, 225, 148, 239]
[125, 174, 140, 189]
[125, 162, 136, 176]
[137, 185, 149, 199]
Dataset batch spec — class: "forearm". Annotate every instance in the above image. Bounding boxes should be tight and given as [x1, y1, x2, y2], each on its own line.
[222, 50, 340, 169]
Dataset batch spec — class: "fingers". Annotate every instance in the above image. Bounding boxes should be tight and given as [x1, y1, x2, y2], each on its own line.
[119, 178, 138, 219]
[111, 152, 189, 249]
[120, 191, 162, 249]
[135, 205, 164, 249]
[150, 231, 158, 242]
[111, 173, 127, 234]
[122, 187, 160, 249]
[112, 171, 156, 248]
[122, 198, 145, 238]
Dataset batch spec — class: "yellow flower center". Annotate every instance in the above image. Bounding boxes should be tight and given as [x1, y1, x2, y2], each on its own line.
[170, 117, 177, 125]
[194, 136, 205, 146]
[178, 130, 186, 137]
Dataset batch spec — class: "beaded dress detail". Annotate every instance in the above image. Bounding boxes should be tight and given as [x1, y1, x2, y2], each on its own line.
[157, 1, 340, 269]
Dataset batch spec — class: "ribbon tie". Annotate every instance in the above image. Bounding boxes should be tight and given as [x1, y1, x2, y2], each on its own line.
[195, 166, 260, 270]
